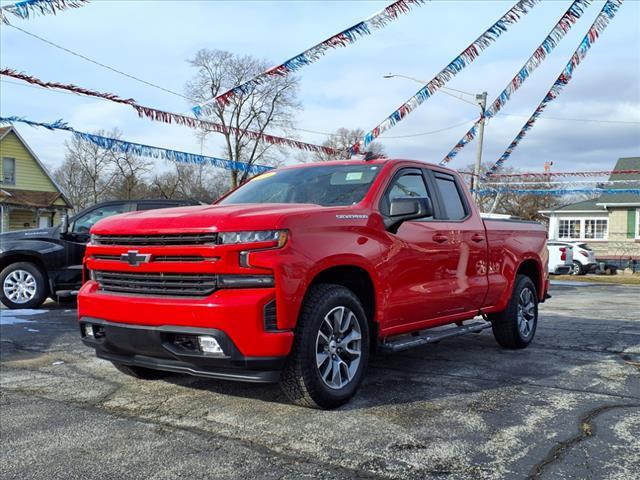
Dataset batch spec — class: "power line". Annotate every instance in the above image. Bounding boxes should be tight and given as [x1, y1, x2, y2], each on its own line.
[380, 118, 478, 138]
[496, 112, 640, 125]
[6, 24, 192, 101]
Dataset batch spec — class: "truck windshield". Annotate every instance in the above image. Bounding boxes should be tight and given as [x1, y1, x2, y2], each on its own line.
[219, 164, 382, 206]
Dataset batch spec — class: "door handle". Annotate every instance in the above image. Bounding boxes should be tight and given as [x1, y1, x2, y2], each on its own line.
[471, 234, 485, 243]
[432, 233, 448, 243]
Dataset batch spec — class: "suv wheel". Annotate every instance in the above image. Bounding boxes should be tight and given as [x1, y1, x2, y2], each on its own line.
[489, 275, 538, 349]
[280, 284, 369, 409]
[1, 262, 48, 309]
[571, 261, 585, 276]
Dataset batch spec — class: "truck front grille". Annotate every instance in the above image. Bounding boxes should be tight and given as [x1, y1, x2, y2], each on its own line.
[92, 254, 209, 263]
[94, 271, 218, 297]
[92, 233, 217, 246]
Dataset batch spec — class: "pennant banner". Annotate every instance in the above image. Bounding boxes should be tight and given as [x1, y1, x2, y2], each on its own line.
[1, 68, 136, 106]
[440, 0, 592, 165]
[353, 0, 540, 153]
[1, 0, 88, 24]
[131, 105, 338, 156]
[193, 0, 428, 114]
[486, 0, 624, 177]
[0, 69, 338, 156]
[482, 179, 640, 186]
[477, 188, 640, 196]
[0, 116, 272, 175]
[74, 132, 272, 175]
[475, 169, 640, 179]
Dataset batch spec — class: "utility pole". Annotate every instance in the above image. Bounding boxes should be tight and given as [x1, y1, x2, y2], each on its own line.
[472, 91, 488, 204]
[382, 75, 489, 203]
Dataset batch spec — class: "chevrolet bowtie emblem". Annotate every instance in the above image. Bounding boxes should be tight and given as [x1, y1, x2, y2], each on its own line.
[121, 250, 151, 266]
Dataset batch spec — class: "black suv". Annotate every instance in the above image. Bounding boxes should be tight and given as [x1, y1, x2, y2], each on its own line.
[0, 199, 199, 309]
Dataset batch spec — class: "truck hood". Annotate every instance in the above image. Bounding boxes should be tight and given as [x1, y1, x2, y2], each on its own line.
[91, 203, 333, 235]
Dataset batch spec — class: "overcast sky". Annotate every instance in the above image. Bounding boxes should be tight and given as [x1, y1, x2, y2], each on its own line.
[1, 0, 639, 175]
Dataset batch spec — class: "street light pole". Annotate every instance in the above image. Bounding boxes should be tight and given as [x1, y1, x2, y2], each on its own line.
[472, 92, 488, 203]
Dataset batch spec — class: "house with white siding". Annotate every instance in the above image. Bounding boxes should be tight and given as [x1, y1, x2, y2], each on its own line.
[540, 157, 640, 262]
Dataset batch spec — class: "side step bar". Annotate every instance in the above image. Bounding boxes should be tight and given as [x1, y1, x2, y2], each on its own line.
[380, 321, 492, 353]
[55, 290, 79, 298]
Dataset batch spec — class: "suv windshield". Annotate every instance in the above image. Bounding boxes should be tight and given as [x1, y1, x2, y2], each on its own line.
[219, 164, 382, 207]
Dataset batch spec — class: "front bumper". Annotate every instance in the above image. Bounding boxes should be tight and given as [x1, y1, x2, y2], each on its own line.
[78, 281, 294, 358]
[80, 317, 286, 383]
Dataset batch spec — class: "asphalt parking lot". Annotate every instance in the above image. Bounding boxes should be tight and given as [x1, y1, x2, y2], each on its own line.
[1, 282, 639, 480]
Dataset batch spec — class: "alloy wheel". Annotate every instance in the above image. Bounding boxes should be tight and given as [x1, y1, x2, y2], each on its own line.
[315, 306, 362, 390]
[3, 269, 38, 304]
[517, 287, 536, 339]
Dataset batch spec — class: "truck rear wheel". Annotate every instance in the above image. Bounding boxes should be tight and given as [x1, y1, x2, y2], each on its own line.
[489, 274, 538, 349]
[280, 284, 369, 409]
[1, 262, 48, 310]
[111, 362, 168, 380]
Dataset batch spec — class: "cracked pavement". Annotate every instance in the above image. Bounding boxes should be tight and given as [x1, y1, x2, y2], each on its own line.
[1, 282, 639, 479]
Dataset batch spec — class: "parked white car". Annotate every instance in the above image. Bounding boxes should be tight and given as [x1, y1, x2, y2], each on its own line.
[547, 243, 573, 275]
[548, 241, 597, 275]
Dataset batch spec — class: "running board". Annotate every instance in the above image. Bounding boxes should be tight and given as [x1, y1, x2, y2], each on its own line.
[55, 290, 79, 298]
[380, 321, 492, 353]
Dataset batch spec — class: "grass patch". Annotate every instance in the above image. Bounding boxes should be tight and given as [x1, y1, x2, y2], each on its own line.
[553, 274, 640, 285]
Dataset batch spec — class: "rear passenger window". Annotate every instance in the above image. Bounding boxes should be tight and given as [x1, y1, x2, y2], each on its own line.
[434, 174, 467, 220]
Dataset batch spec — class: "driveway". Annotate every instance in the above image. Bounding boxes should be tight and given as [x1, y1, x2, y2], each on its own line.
[1, 283, 639, 479]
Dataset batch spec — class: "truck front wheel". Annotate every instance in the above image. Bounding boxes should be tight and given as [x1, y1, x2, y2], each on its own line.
[280, 284, 369, 409]
[489, 274, 538, 349]
[1, 262, 48, 310]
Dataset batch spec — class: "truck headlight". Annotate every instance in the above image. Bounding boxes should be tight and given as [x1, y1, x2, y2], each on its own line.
[90, 233, 97, 245]
[218, 230, 287, 247]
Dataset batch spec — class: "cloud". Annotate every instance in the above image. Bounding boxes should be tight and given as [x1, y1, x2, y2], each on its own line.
[1, 0, 637, 176]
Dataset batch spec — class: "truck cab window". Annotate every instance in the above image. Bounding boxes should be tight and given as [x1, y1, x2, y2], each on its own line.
[380, 171, 431, 218]
[72, 204, 128, 234]
[434, 173, 467, 220]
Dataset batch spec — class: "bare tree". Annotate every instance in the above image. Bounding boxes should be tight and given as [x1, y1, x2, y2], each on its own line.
[310, 128, 385, 162]
[106, 130, 152, 200]
[53, 155, 93, 213]
[151, 162, 231, 203]
[185, 49, 301, 187]
[55, 130, 118, 210]
[467, 162, 559, 221]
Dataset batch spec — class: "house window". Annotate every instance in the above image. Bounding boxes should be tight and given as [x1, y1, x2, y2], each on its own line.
[2, 157, 16, 185]
[558, 219, 580, 240]
[584, 219, 608, 240]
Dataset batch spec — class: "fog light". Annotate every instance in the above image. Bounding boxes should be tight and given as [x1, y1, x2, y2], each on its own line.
[198, 335, 224, 355]
[84, 324, 94, 337]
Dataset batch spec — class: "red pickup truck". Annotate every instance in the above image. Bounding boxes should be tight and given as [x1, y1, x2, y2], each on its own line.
[79, 159, 549, 408]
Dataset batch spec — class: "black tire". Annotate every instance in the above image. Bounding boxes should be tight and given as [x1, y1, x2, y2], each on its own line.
[0, 262, 48, 310]
[489, 274, 538, 349]
[571, 261, 585, 276]
[280, 284, 370, 409]
[111, 362, 168, 380]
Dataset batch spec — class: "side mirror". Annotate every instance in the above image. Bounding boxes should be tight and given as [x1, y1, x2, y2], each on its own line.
[60, 213, 69, 234]
[386, 197, 433, 234]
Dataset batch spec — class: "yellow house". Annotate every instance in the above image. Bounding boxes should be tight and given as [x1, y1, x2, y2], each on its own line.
[0, 126, 72, 232]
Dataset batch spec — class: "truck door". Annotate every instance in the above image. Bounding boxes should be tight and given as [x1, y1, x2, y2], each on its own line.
[58, 202, 130, 288]
[381, 168, 489, 329]
[380, 168, 456, 327]
[426, 170, 489, 315]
